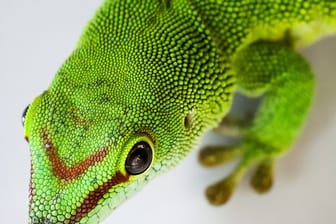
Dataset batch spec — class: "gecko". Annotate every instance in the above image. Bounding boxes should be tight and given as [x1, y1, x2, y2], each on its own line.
[22, 0, 336, 223]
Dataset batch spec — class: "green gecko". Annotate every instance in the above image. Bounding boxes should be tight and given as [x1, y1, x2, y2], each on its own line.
[23, 0, 336, 223]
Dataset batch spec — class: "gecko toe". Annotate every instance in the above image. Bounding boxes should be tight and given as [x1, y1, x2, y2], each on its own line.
[205, 176, 237, 205]
[250, 159, 274, 194]
[199, 145, 241, 167]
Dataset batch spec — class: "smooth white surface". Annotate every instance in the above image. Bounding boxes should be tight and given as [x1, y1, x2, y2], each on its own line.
[0, 1, 336, 224]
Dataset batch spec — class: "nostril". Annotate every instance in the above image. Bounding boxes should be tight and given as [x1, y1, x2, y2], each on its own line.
[22, 104, 30, 126]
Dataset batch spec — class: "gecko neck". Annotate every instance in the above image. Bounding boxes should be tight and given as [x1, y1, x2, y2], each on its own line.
[189, 0, 336, 53]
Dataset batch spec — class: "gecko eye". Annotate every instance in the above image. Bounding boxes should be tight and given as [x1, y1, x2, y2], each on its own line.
[22, 104, 30, 126]
[125, 141, 153, 175]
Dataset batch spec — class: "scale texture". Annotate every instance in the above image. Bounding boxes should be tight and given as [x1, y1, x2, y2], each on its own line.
[24, 0, 336, 223]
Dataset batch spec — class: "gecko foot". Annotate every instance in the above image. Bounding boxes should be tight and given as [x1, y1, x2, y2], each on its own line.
[200, 139, 277, 205]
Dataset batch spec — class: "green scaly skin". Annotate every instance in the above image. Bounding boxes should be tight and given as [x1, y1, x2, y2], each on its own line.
[23, 0, 336, 223]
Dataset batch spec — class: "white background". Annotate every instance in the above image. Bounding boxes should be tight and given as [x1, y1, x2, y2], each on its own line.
[1, 1, 336, 224]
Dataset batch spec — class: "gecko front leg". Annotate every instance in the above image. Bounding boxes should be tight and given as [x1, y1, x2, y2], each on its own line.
[200, 41, 315, 205]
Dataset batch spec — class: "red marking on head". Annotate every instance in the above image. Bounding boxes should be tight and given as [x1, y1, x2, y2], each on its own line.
[39, 130, 128, 222]
[69, 107, 92, 127]
[41, 130, 108, 181]
[67, 171, 130, 223]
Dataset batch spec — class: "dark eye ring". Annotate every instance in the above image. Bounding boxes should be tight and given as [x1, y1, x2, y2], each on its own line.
[125, 141, 153, 175]
[22, 104, 30, 126]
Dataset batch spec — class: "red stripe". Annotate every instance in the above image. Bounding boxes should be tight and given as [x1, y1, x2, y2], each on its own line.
[40, 129, 129, 222]
[67, 171, 129, 223]
[41, 129, 108, 181]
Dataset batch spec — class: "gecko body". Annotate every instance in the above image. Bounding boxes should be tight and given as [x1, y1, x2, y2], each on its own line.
[23, 0, 336, 223]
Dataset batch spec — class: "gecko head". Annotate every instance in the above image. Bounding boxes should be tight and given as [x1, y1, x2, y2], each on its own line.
[22, 50, 215, 223]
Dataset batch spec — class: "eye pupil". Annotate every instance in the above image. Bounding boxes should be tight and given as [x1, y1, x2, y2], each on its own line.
[22, 105, 30, 126]
[125, 141, 153, 175]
